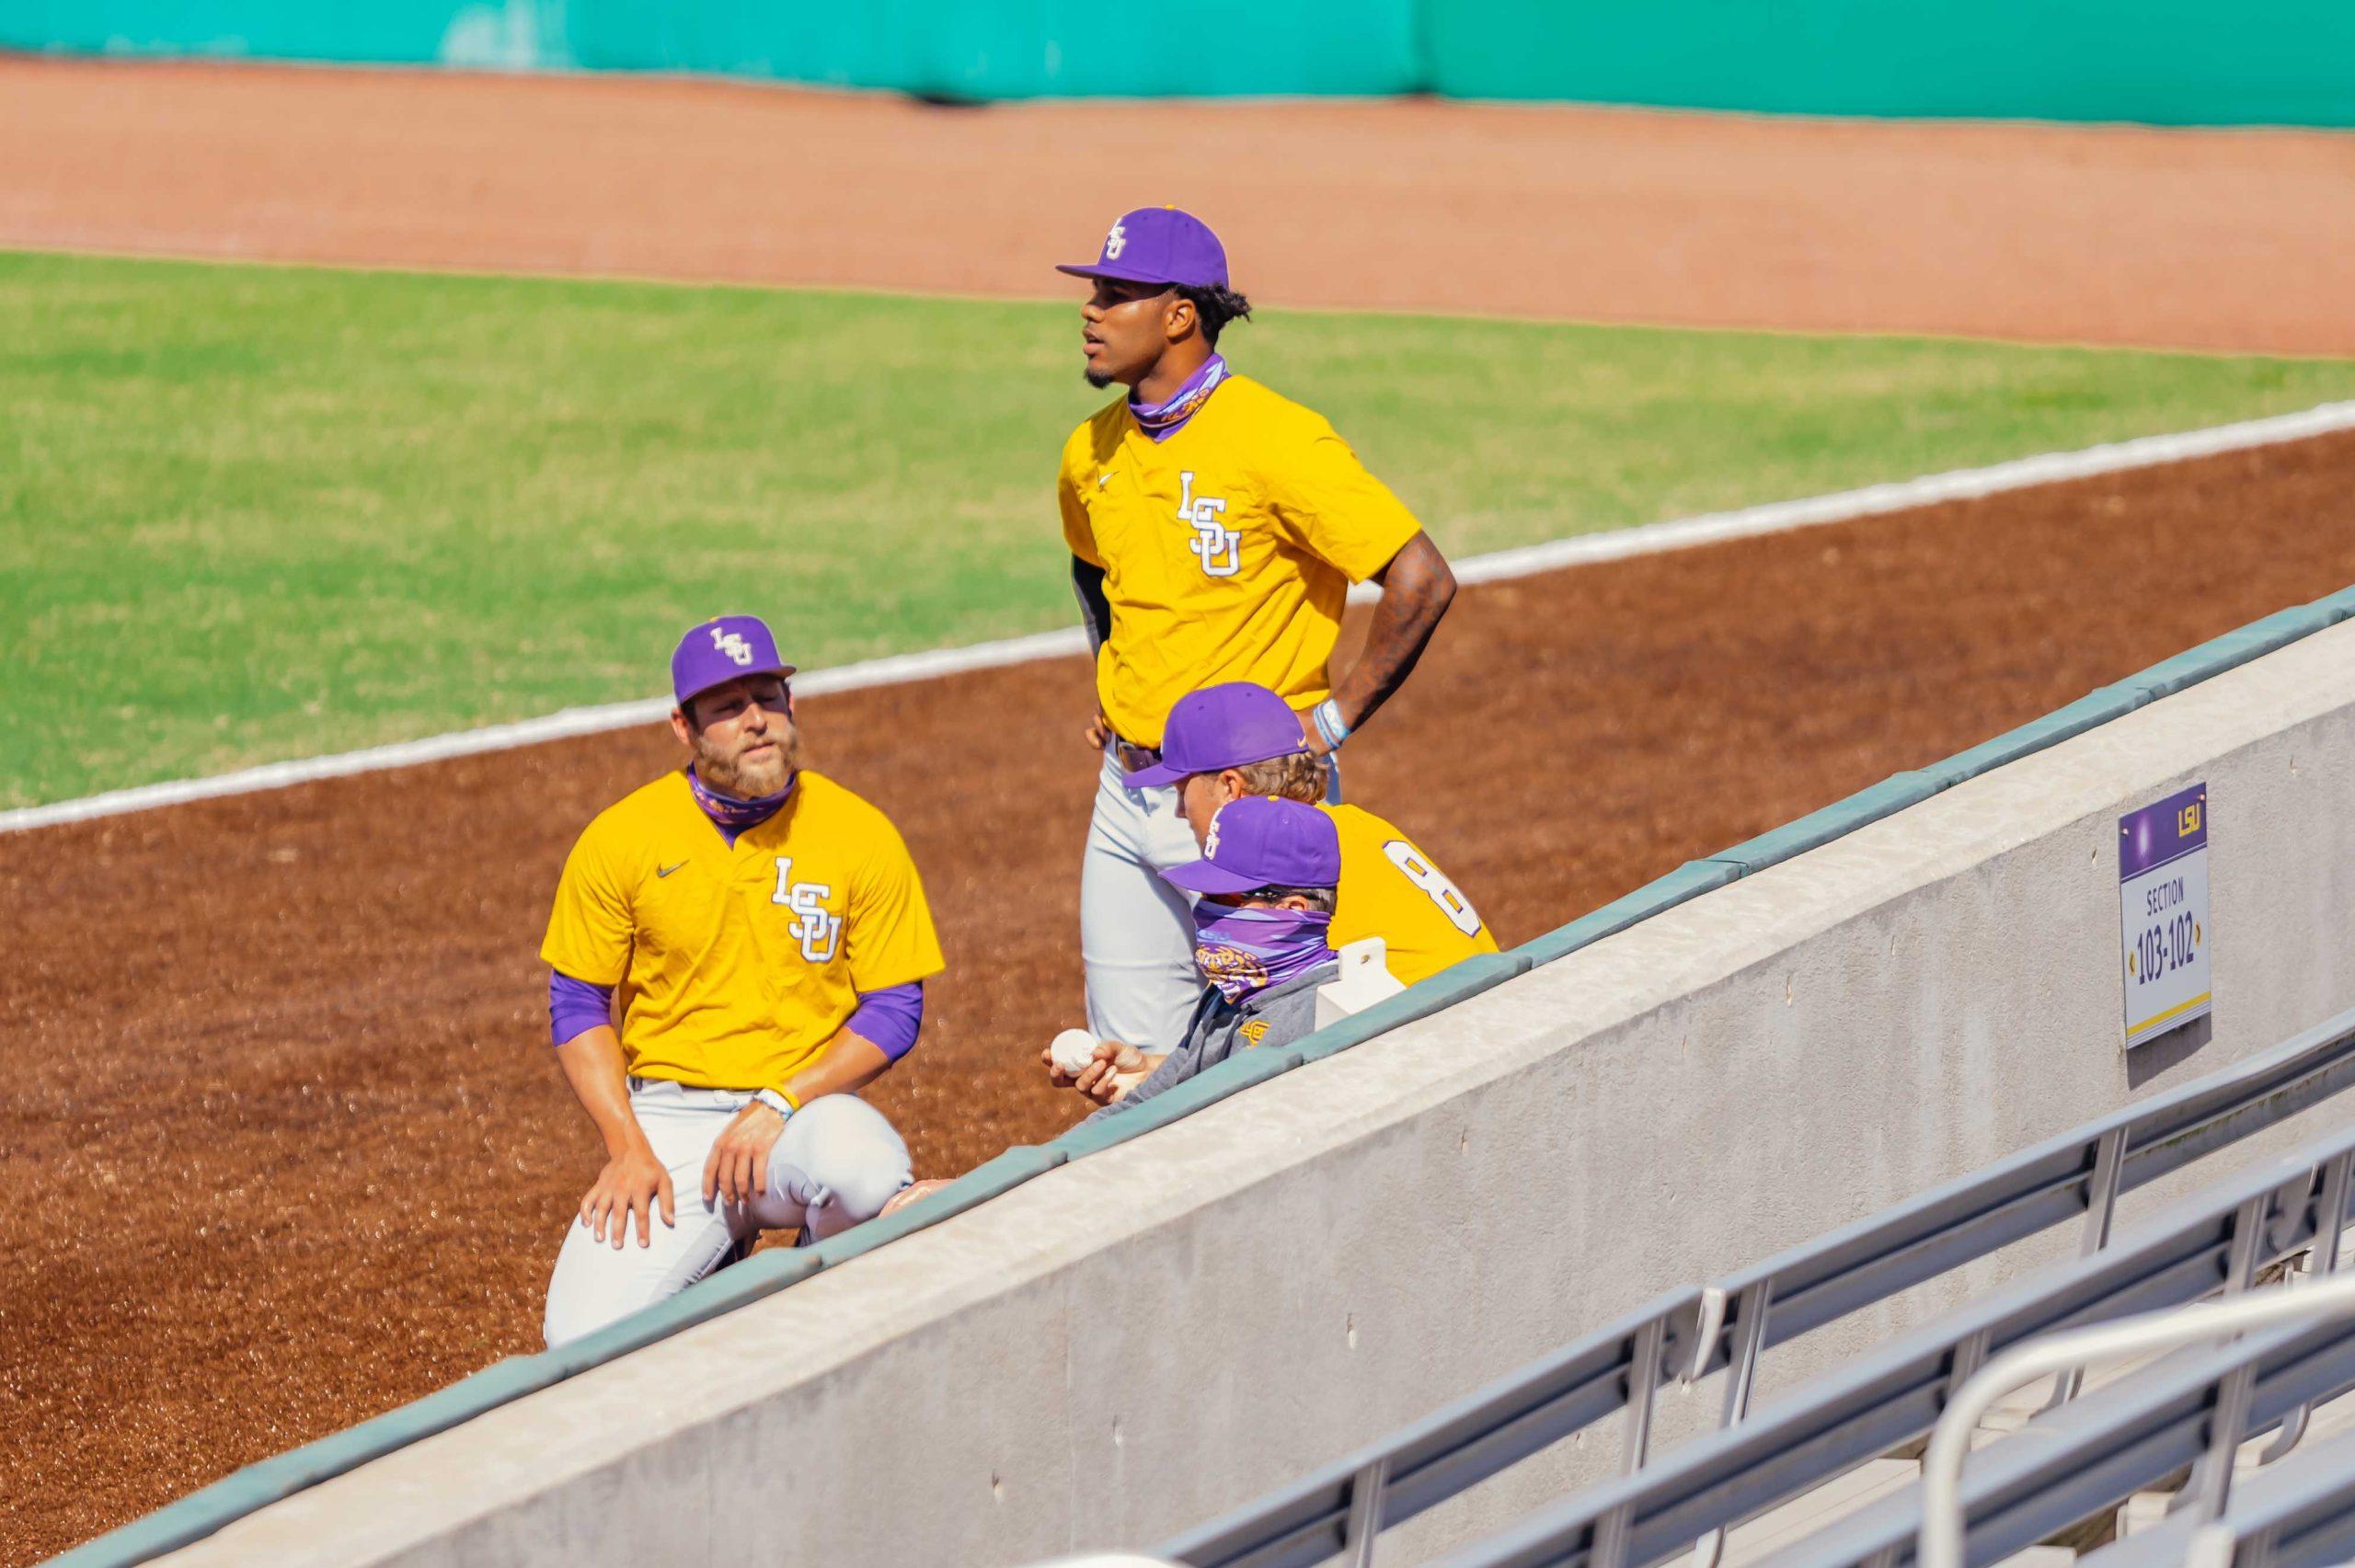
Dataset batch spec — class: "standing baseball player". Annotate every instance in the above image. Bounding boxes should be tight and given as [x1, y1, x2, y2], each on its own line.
[537, 614, 944, 1348]
[1057, 205, 1459, 1052]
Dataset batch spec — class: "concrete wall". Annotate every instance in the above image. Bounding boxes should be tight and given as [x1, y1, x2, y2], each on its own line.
[159, 621, 2355, 1567]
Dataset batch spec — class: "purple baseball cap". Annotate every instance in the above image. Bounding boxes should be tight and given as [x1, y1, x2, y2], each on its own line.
[1057, 207, 1229, 290]
[1125, 682, 1309, 788]
[671, 614, 798, 707]
[1165, 795, 1340, 897]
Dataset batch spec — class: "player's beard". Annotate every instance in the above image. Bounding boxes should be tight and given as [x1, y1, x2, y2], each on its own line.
[1084, 366, 1116, 390]
[695, 726, 800, 800]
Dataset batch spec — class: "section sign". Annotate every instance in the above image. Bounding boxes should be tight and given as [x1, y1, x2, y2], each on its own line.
[2119, 783, 2211, 1047]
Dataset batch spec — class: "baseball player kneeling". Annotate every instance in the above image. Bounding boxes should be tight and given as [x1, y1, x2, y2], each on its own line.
[1051, 795, 1343, 1115]
[537, 614, 945, 1348]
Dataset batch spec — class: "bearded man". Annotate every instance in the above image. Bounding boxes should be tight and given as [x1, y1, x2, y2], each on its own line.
[536, 615, 944, 1347]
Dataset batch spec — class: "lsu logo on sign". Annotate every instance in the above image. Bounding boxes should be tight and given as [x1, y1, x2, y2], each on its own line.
[770, 856, 842, 963]
[711, 626, 755, 667]
[1177, 471, 1240, 578]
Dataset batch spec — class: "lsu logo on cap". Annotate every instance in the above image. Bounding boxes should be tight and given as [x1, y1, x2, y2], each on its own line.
[711, 626, 754, 667]
[1202, 804, 1226, 859]
[1104, 222, 1128, 259]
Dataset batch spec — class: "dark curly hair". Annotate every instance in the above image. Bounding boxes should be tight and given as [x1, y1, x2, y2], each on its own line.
[1176, 283, 1253, 347]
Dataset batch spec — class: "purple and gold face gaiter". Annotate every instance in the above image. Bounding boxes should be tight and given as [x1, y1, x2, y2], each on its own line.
[1191, 901, 1336, 1003]
[1131, 353, 1227, 441]
[686, 765, 796, 844]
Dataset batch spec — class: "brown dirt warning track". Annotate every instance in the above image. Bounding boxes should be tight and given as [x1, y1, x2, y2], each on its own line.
[10, 56, 2355, 352]
[4, 431, 2355, 1560]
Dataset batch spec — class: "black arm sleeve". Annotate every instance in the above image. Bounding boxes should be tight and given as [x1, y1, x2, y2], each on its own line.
[1071, 555, 1112, 654]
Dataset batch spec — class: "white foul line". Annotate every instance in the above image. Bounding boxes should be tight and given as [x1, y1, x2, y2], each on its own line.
[0, 626, 1092, 834]
[1428, 397, 2355, 589]
[8, 397, 2355, 837]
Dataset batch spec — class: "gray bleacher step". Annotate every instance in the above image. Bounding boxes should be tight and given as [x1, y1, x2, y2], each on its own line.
[2112, 1376, 2355, 1543]
[1725, 1459, 1923, 1565]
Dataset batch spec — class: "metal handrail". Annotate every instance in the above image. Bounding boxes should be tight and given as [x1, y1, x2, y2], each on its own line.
[1161, 1008, 2355, 1568]
[1419, 1127, 2355, 1568]
[1920, 1272, 2355, 1568]
[1700, 1005, 2355, 1385]
[2076, 1423, 2355, 1568]
[1740, 1210, 2355, 1567]
[1159, 1291, 1702, 1568]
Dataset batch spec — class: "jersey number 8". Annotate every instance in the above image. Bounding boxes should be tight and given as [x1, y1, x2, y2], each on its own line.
[1384, 841, 1484, 937]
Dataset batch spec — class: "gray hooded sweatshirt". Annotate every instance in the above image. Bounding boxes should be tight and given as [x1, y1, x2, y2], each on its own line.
[1088, 961, 1339, 1122]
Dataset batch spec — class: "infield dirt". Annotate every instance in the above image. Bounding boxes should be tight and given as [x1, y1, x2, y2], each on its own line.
[6, 431, 2355, 1559]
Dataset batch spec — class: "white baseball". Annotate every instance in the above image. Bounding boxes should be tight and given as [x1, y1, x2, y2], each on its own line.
[1050, 1028, 1101, 1075]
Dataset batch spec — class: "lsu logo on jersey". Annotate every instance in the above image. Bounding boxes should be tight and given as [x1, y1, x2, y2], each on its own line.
[1177, 470, 1240, 578]
[770, 856, 842, 963]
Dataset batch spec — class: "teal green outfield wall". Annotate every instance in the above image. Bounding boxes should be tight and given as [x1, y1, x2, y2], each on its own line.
[7, 0, 2355, 121]
[0, 0, 552, 65]
[0, 0, 1424, 97]
[563, 0, 1421, 97]
[1423, 0, 2355, 127]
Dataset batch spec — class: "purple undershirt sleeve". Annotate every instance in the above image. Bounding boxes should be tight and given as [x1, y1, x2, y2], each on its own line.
[549, 969, 615, 1048]
[844, 980, 925, 1062]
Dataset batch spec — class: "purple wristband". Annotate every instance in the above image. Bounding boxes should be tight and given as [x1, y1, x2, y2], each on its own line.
[845, 980, 925, 1062]
[549, 970, 615, 1047]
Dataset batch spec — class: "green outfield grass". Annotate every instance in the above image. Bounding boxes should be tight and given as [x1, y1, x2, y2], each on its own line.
[7, 250, 2355, 808]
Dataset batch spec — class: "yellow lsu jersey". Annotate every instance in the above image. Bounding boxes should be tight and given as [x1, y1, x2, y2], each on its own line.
[541, 770, 945, 1092]
[1059, 375, 1424, 748]
[1327, 803, 1499, 985]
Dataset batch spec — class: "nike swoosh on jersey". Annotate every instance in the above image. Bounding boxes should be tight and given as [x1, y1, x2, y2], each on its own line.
[658, 862, 687, 877]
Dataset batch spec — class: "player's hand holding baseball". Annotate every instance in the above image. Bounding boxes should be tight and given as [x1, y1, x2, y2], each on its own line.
[582, 1139, 675, 1250]
[1042, 1039, 1155, 1105]
[702, 1100, 789, 1207]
